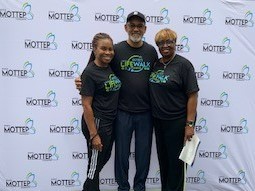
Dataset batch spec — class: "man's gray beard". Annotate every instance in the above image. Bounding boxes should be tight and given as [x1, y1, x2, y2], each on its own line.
[129, 35, 142, 43]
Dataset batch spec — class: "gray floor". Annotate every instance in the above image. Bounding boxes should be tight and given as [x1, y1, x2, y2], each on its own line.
[74, 189, 160, 191]
[74, 188, 161, 191]
[74, 188, 160, 191]
[102, 190, 160, 191]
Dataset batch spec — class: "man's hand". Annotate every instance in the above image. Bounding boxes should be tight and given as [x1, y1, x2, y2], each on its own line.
[75, 76, 82, 90]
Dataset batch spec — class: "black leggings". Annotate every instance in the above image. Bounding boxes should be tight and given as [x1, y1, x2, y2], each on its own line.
[82, 115, 114, 191]
[153, 117, 186, 191]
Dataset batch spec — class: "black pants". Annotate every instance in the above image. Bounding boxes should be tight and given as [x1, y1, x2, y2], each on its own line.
[153, 117, 186, 191]
[82, 115, 114, 191]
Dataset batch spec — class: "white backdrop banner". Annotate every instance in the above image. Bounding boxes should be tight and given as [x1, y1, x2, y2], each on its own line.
[0, 0, 255, 191]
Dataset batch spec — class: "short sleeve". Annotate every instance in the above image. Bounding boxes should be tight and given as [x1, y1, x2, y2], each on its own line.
[182, 61, 199, 94]
[79, 69, 95, 97]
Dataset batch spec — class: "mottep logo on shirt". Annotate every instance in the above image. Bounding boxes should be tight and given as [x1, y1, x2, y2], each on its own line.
[149, 70, 169, 83]
[120, 55, 150, 72]
[104, 74, 121, 92]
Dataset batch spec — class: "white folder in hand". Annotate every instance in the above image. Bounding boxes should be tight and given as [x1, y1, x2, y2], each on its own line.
[179, 134, 200, 166]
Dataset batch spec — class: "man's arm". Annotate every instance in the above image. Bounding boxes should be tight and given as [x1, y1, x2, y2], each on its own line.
[75, 76, 82, 90]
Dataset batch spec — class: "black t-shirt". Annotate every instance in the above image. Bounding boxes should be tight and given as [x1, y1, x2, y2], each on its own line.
[149, 54, 199, 120]
[80, 62, 121, 122]
[111, 41, 158, 113]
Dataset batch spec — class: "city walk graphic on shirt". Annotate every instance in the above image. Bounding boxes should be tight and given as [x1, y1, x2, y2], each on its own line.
[149, 70, 169, 83]
[120, 55, 150, 72]
[104, 74, 121, 92]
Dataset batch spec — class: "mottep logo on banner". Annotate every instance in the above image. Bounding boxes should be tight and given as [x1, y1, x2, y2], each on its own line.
[100, 177, 117, 186]
[4, 118, 36, 135]
[51, 172, 81, 187]
[218, 170, 247, 185]
[129, 136, 135, 160]
[203, 37, 232, 54]
[176, 36, 190, 53]
[199, 144, 228, 159]
[183, 9, 212, 25]
[71, 40, 92, 50]
[195, 117, 208, 133]
[223, 65, 251, 81]
[72, 152, 88, 160]
[196, 64, 210, 80]
[26, 90, 58, 107]
[0, 2, 33, 20]
[28, 145, 59, 161]
[186, 170, 206, 184]
[2, 61, 34, 78]
[225, 11, 254, 27]
[145, 8, 170, 24]
[48, 4, 81, 22]
[49, 62, 81, 79]
[95, 6, 125, 23]
[200, 92, 230, 107]
[49, 118, 81, 135]
[71, 97, 81, 106]
[6, 172, 37, 188]
[221, 118, 249, 134]
[25, 33, 58, 50]
[146, 170, 161, 185]
[129, 151, 135, 160]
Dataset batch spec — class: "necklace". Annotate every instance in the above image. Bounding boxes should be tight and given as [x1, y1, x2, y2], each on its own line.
[162, 54, 175, 69]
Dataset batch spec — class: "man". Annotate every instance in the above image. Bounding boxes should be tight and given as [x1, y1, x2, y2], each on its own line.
[76, 11, 158, 191]
[112, 11, 158, 191]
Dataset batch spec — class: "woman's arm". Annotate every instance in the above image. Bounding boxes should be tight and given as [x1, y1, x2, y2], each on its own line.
[184, 91, 198, 142]
[82, 95, 103, 151]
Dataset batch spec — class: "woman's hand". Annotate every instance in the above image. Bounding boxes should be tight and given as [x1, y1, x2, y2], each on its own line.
[184, 125, 194, 143]
[91, 134, 103, 152]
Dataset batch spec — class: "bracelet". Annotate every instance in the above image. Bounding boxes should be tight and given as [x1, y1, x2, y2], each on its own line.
[186, 120, 195, 127]
[90, 133, 98, 141]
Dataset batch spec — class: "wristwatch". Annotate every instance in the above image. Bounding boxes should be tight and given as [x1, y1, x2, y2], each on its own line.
[186, 120, 195, 127]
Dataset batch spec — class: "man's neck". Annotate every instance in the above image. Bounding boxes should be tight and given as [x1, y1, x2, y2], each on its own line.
[126, 39, 143, 48]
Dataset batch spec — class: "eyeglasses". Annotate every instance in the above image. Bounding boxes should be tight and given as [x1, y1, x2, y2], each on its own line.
[127, 23, 145, 29]
[156, 39, 176, 48]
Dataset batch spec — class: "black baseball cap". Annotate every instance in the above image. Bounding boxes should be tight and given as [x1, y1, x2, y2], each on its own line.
[126, 11, 146, 23]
